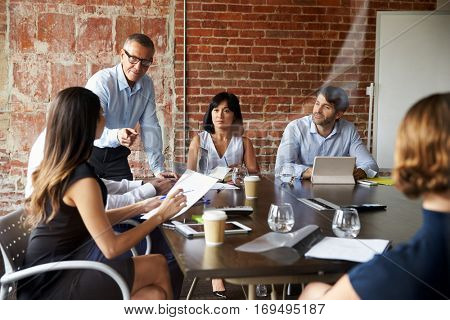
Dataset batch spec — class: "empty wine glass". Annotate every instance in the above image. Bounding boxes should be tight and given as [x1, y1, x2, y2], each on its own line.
[279, 163, 295, 185]
[267, 203, 295, 233]
[256, 284, 268, 297]
[332, 208, 361, 238]
[231, 165, 248, 187]
[197, 147, 209, 175]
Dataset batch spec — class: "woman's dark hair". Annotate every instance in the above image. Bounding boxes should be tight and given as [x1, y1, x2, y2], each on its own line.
[317, 86, 349, 112]
[203, 92, 244, 134]
[26, 87, 101, 227]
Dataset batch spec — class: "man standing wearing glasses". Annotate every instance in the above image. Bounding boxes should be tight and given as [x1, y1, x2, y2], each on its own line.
[86, 33, 176, 181]
[85, 34, 183, 298]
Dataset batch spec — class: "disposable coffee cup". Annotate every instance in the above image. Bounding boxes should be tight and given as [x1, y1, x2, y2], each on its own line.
[202, 210, 227, 246]
[244, 175, 261, 199]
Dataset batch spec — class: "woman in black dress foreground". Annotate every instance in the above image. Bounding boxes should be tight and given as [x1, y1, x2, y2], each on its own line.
[19, 87, 186, 299]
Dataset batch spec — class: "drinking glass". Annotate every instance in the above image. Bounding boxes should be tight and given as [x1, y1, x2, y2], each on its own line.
[197, 147, 209, 175]
[231, 165, 249, 187]
[332, 208, 361, 238]
[168, 160, 186, 176]
[267, 203, 295, 233]
[279, 163, 295, 185]
[256, 284, 268, 297]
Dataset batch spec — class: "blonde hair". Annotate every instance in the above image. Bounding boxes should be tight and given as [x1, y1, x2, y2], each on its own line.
[393, 93, 450, 198]
[26, 87, 101, 227]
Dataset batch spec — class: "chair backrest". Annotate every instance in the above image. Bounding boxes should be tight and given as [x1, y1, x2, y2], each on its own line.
[0, 208, 30, 274]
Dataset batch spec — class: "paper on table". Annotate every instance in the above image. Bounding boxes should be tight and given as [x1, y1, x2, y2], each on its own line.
[210, 183, 239, 190]
[304, 237, 390, 263]
[235, 225, 319, 253]
[208, 166, 231, 181]
[368, 177, 395, 186]
[141, 169, 218, 220]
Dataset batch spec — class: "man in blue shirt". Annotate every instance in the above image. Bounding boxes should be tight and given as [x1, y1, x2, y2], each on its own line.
[298, 93, 450, 300]
[275, 86, 378, 180]
[86, 33, 176, 181]
[85, 33, 182, 298]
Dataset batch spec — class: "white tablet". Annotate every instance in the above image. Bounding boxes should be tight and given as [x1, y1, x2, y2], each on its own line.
[173, 221, 251, 239]
[311, 156, 355, 184]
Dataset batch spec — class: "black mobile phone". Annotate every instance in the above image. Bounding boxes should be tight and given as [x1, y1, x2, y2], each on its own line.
[343, 204, 387, 212]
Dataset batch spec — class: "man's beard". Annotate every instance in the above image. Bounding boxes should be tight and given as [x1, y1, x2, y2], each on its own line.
[312, 112, 335, 127]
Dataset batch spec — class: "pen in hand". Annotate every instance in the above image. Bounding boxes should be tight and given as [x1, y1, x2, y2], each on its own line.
[159, 189, 194, 200]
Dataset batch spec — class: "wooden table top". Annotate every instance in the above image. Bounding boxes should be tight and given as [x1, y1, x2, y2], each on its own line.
[161, 176, 422, 280]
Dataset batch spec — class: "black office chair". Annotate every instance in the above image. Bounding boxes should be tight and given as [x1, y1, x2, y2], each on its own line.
[0, 207, 150, 300]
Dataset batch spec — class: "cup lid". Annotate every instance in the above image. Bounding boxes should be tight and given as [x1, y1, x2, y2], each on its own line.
[244, 175, 261, 182]
[202, 210, 227, 221]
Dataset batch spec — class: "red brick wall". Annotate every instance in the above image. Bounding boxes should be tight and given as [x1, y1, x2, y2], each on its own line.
[173, 0, 435, 171]
[0, 0, 175, 214]
[0, 0, 437, 214]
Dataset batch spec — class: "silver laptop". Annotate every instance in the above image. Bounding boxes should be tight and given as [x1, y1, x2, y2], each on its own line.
[311, 156, 355, 184]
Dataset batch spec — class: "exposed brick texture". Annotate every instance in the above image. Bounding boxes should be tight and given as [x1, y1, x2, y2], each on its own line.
[174, 0, 435, 171]
[1, 0, 437, 214]
[1, 0, 175, 214]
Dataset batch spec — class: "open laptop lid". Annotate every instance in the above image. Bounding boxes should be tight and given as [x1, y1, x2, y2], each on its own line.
[311, 156, 356, 184]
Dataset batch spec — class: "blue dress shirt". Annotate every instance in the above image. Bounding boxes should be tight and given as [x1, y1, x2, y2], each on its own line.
[86, 64, 164, 175]
[274, 115, 379, 177]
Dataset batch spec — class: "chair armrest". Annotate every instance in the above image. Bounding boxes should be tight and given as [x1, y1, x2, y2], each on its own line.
[1, 261, 130, 300]
[119, 219, 152, 255]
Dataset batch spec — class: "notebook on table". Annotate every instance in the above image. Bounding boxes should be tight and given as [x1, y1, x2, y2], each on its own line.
[311, 156, 356, 185]
[305, 237, 390, 263]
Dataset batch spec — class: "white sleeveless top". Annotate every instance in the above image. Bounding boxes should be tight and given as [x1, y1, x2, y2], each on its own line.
[198, 131, 244, 171]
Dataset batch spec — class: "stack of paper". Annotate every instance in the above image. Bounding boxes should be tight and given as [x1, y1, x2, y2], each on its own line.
[208, 166, 231, 180]
[141, 170, 217, 220]
[305, 237, 390, 263]
[368, 177, 395, 186]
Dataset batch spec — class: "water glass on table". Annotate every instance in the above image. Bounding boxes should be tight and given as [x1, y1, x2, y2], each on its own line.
[332, 208, 361, 238]
[267, 203, 295, 233]
[278, 163, 295, 185]
[256, 284, 268, 297]
[231, 165, 248, 187]
[197, 147, 209, 175]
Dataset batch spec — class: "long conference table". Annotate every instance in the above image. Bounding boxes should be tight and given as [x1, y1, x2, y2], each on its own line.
[161, 176, 422, 299]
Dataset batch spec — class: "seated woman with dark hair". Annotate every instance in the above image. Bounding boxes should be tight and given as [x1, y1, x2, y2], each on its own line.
[187, 91, 259, 175]
[299, 93, 450, 300]
[187, 92, 259, 298]
[19, 87, 187, 300]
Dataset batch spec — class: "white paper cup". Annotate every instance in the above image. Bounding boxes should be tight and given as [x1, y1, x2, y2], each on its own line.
[244, 175, 261, 198]
[202, 210, 227, 246]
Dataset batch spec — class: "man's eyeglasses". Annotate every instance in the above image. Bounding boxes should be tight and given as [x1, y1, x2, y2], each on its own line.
[123, 49, 153, 67]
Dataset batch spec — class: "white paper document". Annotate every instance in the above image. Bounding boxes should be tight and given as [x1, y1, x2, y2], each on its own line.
[141, 170, 217, 220]
[305, 237, 390, 263]
[208, 166, 231, 180]
[235, 225, 319, 253]
[210, 183, 239, 190]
